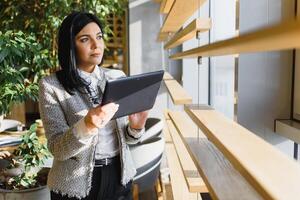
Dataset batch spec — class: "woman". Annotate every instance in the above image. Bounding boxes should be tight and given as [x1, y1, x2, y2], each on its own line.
[39, 11, 148, 200]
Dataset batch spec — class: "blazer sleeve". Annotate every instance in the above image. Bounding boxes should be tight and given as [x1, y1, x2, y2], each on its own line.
[38, 77, 95, 161]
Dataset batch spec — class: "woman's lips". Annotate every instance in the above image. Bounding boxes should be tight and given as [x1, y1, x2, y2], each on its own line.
[91, 53, 102, 57]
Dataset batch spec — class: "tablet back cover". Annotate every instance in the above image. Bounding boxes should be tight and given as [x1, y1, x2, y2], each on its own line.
[102, 70, 164, 119]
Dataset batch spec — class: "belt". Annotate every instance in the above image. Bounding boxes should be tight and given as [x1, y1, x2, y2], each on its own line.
[94, 155, 119, 167]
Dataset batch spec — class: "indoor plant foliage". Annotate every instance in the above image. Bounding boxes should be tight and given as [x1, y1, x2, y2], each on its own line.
[0, 30, 51, 115]
[0, 0, 128, 69]
[0, 123, 51, 190]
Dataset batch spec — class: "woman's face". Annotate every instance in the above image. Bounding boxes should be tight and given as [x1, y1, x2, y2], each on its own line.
[75, 22, 104, 72]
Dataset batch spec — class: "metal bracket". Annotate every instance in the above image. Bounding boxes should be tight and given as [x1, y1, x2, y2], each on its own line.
[197, 56, 202, 65]
[196, 30, 201, 40]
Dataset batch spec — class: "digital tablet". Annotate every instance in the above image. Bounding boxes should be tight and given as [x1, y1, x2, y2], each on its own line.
[101, 70, 164, 119]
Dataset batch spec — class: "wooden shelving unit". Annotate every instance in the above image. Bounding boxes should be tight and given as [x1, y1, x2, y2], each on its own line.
[170, 19, 300, 59]
[159, 0, 207, 34]
[104, 13, 128, 74]
[155, 0, 300, 199]
[164, 18, 211, 49]
[184, 104, 300, 200]
[164, 80, 192, 105]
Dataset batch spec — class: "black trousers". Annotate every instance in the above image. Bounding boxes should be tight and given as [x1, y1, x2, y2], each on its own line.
[50, 158, 133, 200]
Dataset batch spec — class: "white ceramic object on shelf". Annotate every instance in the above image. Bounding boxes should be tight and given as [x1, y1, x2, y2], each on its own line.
[0, 119, 22, 133]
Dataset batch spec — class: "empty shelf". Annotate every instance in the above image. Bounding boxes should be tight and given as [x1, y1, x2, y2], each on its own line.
[164, 18, 211, 49]
[164, 80, 192, 105]
[159, 0, 207, 34]
[275, 119, 300, 144]
[168, 111, 263, 200]
[163, 72, 174, 80]
[170, 19, 300, 59]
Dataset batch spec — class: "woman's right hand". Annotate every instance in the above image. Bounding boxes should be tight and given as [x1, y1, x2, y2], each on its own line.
[84, 103, 119, 133]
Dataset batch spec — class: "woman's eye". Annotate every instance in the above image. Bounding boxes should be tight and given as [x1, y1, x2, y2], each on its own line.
[97, 35, 103, 40]
[80, 38, 88, 43]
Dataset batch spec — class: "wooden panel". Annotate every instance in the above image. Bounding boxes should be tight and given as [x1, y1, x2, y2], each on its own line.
[157, 32, 171, 42]
[163, 183, 174, 200]
[160, 0, 207, 33]
[163, 119, 173, 144]
[164, 80, 192, 105]
[164, 109, 171, 120]
[163, 72, 174, 80]
[160, 0, 174, 14]
[168, 111, 206, 138]
[168, 111, 262, 200]
[186, 138, 263, 200]
[170, 19, 300, 59]
[165, 144, 199, 200]
[185, 104, 300, 200]
[275, 120, 300, 144]
[166, 119, 207, 193]
[6, 103, 26, 124]
[164, 18, 211, 49]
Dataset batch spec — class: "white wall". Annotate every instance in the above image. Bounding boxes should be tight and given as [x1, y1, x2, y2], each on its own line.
[238, 0, 295, 157]
[182, 1, 210, 105]
[209, 0, 236, 119]
[182, 0, 236, 120]
[129, 0, 167, 118]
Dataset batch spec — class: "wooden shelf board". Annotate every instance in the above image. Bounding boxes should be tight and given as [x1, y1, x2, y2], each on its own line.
[160, 0, 207, 33]
[186, 138, 263, 200]
[164, 80, 192, 105]
[163, 72, 174, 80]
[170, 19, 300, 59]
[168, 111, 262, 200]
[166, 118, 207, 193]
[275, 119, 300, 144]
[184, 104, 300, 200]
[157, 32, 171, 42]
[164, 18, 211, 49]
[160, 0, 174, 14]
[165, 143, 200, 200]
[163, 119, 173, 144]
[164, 109, 171, 120]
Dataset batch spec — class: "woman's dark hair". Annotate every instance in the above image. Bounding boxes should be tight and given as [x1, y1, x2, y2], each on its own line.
[56, 11, 104, 94]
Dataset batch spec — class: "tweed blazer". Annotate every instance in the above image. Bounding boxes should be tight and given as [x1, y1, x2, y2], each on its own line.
[38, 67, 142, 198]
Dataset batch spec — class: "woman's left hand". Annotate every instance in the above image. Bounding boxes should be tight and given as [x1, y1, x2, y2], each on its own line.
[128, 110, 149, 130]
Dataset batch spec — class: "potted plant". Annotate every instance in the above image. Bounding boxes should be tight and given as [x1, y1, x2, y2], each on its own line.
[0, 30, 51, 127]
[0, 123, 52, 199]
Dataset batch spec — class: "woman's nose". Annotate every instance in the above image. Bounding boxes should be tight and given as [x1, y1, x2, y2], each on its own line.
[91, 38, 101, 49]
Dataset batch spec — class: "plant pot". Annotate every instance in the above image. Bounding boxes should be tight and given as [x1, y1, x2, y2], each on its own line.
[0, 185, 50, 200]
[0, 167, 50, 200]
